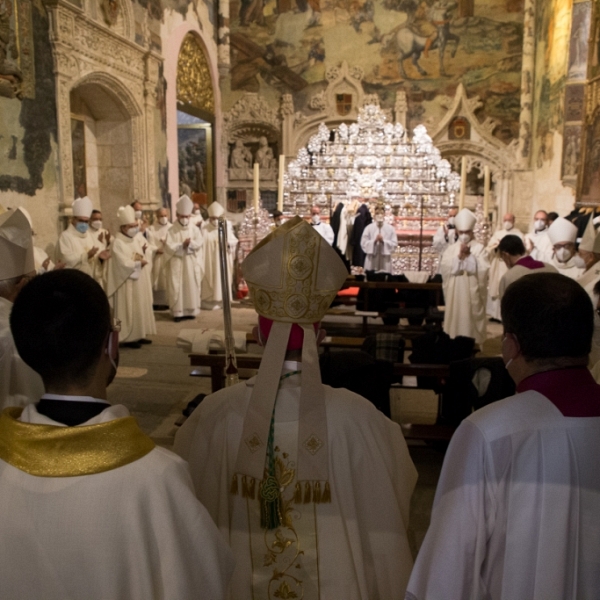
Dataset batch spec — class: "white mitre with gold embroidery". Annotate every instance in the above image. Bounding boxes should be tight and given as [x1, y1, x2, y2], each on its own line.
[238, 216, 347, 523]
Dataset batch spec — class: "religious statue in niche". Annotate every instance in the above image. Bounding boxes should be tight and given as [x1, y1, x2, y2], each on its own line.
[254, 136, 276, 169]
[100, 0, 119, 27]
[228, 140, 253, 181]
[0, 0, 23, 100]
[562, 125, 581, 180]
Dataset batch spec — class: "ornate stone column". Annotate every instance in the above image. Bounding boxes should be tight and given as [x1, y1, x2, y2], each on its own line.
[517, 0, 535, 169]
[217, 0, 230, 78]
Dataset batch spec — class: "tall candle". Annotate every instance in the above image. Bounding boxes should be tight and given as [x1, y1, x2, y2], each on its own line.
[483, 165, 490, 219]
[253, 163, 259, 211]
[277, 155, 285, 212]
[459, 156, 467, 210]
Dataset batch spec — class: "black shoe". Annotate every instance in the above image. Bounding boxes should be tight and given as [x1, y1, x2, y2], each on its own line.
[174, 317, 183, 323]
[183, 315, 196, 321]
[138, 339, 152, 345]
[153, 305, 169, 311]
[120, 341, 142, 349]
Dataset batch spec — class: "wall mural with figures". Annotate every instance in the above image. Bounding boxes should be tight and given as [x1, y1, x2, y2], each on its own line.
[225, 0, 524, 144]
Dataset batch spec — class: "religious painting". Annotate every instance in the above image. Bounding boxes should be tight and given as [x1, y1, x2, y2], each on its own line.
[562, 124, 582, 183]
[580, 112, 600, 201]
[71, 118, 87, 199]
[565, 84, 585, 121]
[225, 0, 525, 143]
[567, 1, 591, 81]
[177, 115, 212, 204]
[589, 2, 600, 79]
[448, 116, 470, 140]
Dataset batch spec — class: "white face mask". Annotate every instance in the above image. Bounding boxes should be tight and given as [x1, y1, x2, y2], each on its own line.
[179, 217, 190, 227]
[458, 233, 471, 244]
[573, 255, 586, 269]
[158, 216, 168, 226]
[311, 214, 321, 224]
[134, 210, 142, 220]
[555, 247, 573, 263]
[376, 215, 384, 223]
[534, 219, 546, 232]
[503, 221, 513, 231]
[125, 226, 139, 238]
[193, 210, 201, 216]
[90, 220, 102, 230]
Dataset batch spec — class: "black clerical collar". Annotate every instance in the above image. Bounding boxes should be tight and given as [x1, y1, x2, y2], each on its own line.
[37, 394, 110, 427]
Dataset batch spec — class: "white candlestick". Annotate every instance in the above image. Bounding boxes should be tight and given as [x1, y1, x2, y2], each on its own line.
[253, 163, 259, 212]
[483, 166, 490, 219]
[459, 156, 467, 210]
[277, 155, 285, 212]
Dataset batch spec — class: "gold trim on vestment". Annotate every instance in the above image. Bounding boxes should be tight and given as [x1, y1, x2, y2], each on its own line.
[0, 407, 155, 477]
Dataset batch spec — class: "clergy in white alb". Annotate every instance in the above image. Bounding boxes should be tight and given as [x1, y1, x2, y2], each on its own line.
[146, 207, 172, 308]
[547, 216, 585, 280]
[439, 208, 490, 344]
[1, 269, 234, 600]
[165, 195, 204, 321]
[524, 209, 554, 262]
[175, 217, 417, 600]
[0, 209, 44, 409]
[105, 206, 156, 347]
[360, 204, 398, 272]
[497, 234, 557, 299]
[406, 273, 600, 600]
[201, 202, 238, 310]
[431, 206, 458, 255]
[310, 205, 335, 245]
[57, 197, 109, 283]
[485, 213, 524, 320]
[16, 207, 65, 274]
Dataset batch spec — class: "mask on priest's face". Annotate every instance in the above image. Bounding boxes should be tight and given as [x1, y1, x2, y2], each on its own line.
[158, 216, 169, 226]
[90, 220, 103, 231]
[458, 233, 471, 244]
[534, 219, 546, 232]
[193, 210, 201, 216]
[179, 217, 190, 227]
[125, 226, 139, 238]
[311, 214, 321, 225]
[573, 254, 586, 269]
[375, 215, 384, 224]
[75, 222, 89, 234]
[134, 210, 143, 220]
[555, 246, 574, 263]
[503, 221, 514, 231]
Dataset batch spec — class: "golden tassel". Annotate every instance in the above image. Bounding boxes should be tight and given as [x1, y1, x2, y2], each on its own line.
[303, 481, 312, 504]
[313, 481, 322, 504]
[321, 481, 331, 503]
[230, 474, 239, 495]
[294, 482, 303, 504]
[248, 477, 256, 500]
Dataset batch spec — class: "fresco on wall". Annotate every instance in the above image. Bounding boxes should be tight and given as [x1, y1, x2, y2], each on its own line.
[225, 0, 524, 143]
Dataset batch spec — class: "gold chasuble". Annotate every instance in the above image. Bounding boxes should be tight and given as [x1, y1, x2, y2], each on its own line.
[0, 407, 155, 477]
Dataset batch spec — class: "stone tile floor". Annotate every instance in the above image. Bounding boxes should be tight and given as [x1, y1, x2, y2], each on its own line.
[109, 304, 503, 557]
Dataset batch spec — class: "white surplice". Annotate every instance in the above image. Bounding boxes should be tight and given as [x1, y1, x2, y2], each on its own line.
[33, 245, 54, 274]
[201, 220, 238, 307]
[0, 403, 234, 600]
[164, 221, 204, 318]
[57, 224, 105, 282]
[549, 254, 585, 280]
[431, 225, 456, 255]
[361, 221, 398, 272]
[440, 240, 489, 344]
[525, 229, 553, 262]
[147, 221, 172, 306]
[485, 228, 524, 320]
[174, 374, 417, 600]
[105, 232, 156, 343]
[311, 221, 335, 245]
[406, 391, 600, 600]
[0, 297, 44, 410]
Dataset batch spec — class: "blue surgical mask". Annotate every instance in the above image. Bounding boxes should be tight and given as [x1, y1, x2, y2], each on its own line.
[75, 222, 89, 234]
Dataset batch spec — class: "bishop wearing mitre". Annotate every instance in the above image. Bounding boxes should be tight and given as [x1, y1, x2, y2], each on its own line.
[105, 206, 156, 348]
[164, 195, 204, 322]
[439, 208, 490, 344]
[175, 217, 417, 600]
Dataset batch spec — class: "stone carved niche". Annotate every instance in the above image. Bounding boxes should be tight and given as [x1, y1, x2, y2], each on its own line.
[45, 0, 162, 216]
[223, 93, 281, 183]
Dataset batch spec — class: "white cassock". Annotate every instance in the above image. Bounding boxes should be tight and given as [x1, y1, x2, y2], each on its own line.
[164, 221, 204, 318]
[0, 297, 44, 410]
[0, 403, 234, 600]
[525, 229, 553, 262]
[202, 220, 238, 307]
[57, 223, 104, 282]
[361, 221, 398, 272]
[311, 221, 334, 245]
[578, 264, 600, 365]
[549, 255, 585, 280]
[498, 260, 557, 298]
[432, 225, 456, 255]
[406, 390, 600, 600]
[174, 374, 417, 600]
[105, 232, 156, 343]
[33, 246, 54, 274]
[146, 222, 172, 306]
[485, 227, 524, 320]
[440, 240, 490, 344]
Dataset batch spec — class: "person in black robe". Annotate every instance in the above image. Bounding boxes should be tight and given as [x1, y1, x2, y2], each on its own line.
[350, 200, 372, 268]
